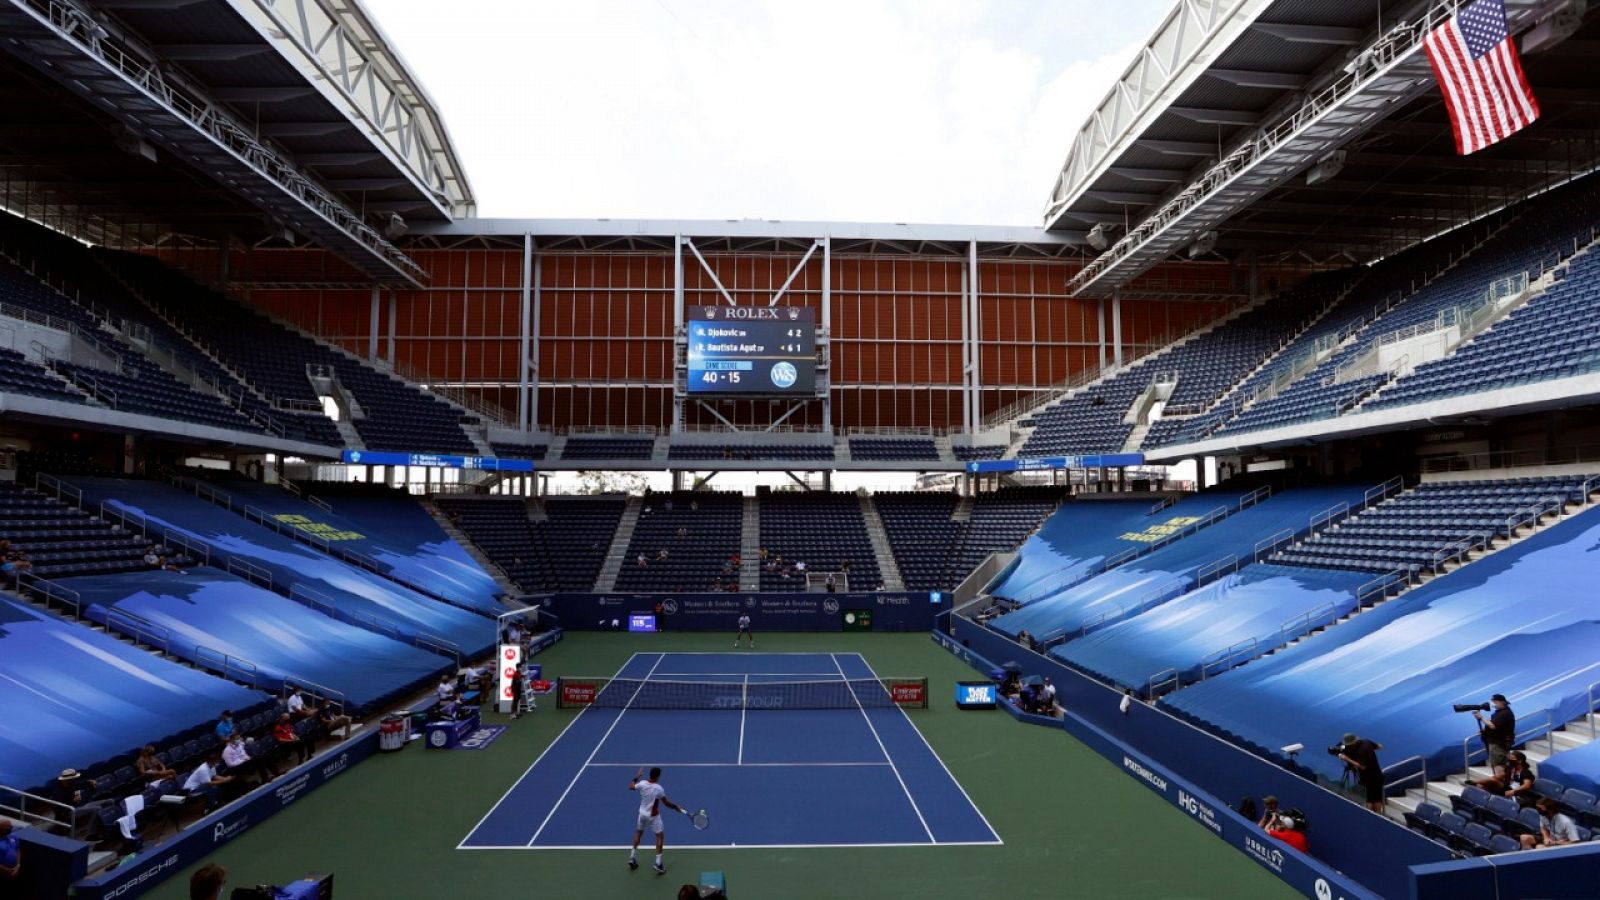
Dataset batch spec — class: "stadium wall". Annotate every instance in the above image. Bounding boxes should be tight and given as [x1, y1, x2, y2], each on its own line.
[941, 617, 1453, 900]
[216, 246, 1243, 433]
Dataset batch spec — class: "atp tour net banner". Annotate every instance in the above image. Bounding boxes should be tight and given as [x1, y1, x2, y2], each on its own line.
[341, 449, 534, 472]
[686, 305, 816, 395]
[966, 452, 1145, 474]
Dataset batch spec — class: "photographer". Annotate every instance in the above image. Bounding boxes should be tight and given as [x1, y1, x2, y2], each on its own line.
[1335, 732, 1386, 813]
[1265, 809, 1309, 854]
[1473, 694, 1515, 771]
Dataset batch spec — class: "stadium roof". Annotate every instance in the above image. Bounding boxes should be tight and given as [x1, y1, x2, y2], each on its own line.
[414, 218, 1090, 259]
[1046, 0, 1599, 295]
[0, 0, 473, 284]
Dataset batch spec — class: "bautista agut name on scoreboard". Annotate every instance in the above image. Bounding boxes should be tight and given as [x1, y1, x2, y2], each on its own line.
[686, 305, 817, 395]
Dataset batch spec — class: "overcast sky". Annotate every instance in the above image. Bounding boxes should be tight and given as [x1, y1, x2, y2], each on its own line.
[363, 0, 1166, 225]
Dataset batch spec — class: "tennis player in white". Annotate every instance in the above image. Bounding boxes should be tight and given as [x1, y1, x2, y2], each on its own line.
[628, 766, 685, 874]
[735, 612, 754, 648]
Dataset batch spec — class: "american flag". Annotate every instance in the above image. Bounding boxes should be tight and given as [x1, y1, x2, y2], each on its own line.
[1422, 0, 1540, 155]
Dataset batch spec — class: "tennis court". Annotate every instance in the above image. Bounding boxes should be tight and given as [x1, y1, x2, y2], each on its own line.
[460, 651, 1001, 849]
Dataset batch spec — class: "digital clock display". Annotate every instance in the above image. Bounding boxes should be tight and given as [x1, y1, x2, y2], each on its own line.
[686, 305, 816, 395]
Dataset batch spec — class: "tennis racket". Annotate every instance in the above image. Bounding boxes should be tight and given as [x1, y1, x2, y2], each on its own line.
[684, 808, 710, 830]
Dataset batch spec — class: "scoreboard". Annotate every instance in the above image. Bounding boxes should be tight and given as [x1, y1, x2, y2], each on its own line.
[686, 305, 816, 395]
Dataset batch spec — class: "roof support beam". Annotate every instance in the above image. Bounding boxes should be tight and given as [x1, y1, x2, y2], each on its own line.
[1134, 139, 1217, 156]
[1250, 23, 1364, 45]
[1165, 105, 1260, 126]
[211, 86, 319, 103]
[152, 43, 272, 61]
[1204, 68, 1308, 89]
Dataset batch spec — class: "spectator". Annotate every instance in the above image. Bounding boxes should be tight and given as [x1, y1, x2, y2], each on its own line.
[315, 703, 353, 741]
[824, 573, 836, 593]
[676, 526, 688, 540]
[221, 733, 269, 786]
[1520, 797, 1581, 849]
[0, 818, 19, 893]
[46, 769, 109, 837]
[759, 547, 769, 562]
[1472, 750, 1535, 805]
[135, 745, 177, 783]
[214, 710, 236, 741]
[189, 863, 226, 900]
[663, 499, 673, 512]
[286, 687, 318, 720]
[795, 560, 807, 574]
[1257, 795, 1280, 830]
[182, 754, 234, 811]
[274, 713, 312, 765]
[636, 552, 649, 568]
[1041, 676, 1057, 711]
[1336, 733, 1386, 813]
[657, 548, 669, 561]
[1266, 812, 1309, 853]
[0, 552, 30, 587]
[436, 676, 456, 704]
[689, 499, 699, 511]
[1474, 695, 1516, 771]
[1017, 629, 1035, 651]
[143, 544, 182, 573]
[840, 559, 851, 574]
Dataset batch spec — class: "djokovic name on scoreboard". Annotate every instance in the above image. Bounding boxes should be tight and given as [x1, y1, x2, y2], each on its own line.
[686, 305, 817, 395]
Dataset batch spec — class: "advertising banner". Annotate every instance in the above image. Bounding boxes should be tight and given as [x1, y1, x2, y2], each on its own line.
[533, 591, 942, 632]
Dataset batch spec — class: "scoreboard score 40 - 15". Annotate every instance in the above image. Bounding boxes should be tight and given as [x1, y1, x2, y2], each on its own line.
[686, 305, 816, 395]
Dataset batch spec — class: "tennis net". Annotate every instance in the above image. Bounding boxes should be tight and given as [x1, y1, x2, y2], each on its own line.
[556, 676, 929, 710]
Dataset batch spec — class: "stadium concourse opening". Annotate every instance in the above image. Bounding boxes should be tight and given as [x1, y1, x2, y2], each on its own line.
[4, 0, 1600, 898]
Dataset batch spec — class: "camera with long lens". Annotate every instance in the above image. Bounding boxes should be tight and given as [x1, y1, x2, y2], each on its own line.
[1453, 702, 1492, 713]
[1325, 743, 1347, 756]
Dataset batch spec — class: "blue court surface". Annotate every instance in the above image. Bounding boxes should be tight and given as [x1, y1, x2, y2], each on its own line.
[460, 652, 1001, 849]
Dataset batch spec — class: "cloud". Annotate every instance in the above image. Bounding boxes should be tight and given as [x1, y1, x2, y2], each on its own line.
[362, 0, 1161, 225]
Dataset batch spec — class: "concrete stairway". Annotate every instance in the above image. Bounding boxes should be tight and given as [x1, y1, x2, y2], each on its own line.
[858, 493, 905, 591]
[593, 496, 643, 591]
[740, 496, 761, 590]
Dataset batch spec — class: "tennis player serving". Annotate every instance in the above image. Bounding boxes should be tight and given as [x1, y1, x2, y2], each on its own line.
[735, 612, 754, 648]
[628, 766, 687, 874]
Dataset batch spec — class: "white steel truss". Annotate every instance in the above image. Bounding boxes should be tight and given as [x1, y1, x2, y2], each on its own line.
[1066, 0, 1552, 297]
[240, 0, 474, 218]
[1043, 0, 1270, 230]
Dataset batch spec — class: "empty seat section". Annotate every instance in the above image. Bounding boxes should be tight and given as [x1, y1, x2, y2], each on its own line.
[1056, 563, 1383, 694]
[436, 497, 557, 591]
[187, 475, 505, 613]
[757, 493, 879, 591]
[562, 438, 656, 460]
[0, 483, 151, 578]
[0, 593, 264, 792]
[1270, 476, 1592, 576]
[615, 493, 743, 591]
[63, 569, 450, 713]
[848, 439, 939, 461]
[874, 492, 962, 591]
[489, 440, 549, 460]
[1164, 502, 1600, 784]
[992, 485, 1368, 642]
[67, 477, 496, 656]
[667, 443, 835, 461]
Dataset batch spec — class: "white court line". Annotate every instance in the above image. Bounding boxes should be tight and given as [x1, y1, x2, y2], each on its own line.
[737, 675, 748, 765]
[588, 762, 892, 768]
[524, 652, 665, 848]
[831, 652, 935, 844]
[854, 652, 1004, 845]
[454, 651, 642, 850]
[645, 673, 846, 678]
[464, 840, 1005, 851]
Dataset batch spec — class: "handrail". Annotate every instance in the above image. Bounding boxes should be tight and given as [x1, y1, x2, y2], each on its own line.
[195, 644, 263, 688]
[289, 583, 340, 620]
[0, 784, 85, 840]
[1195, 554, 1238, 586]
[1253, 528, 1294, 563]
[191, 480, 233, 511]
[307, 495, 333, 514]
[104, 606, 171, 653]
[1278, 601, 1338, 647]
[1308, 501, 1350, 534]
[16, 570, 80, 617]
[1147, 668, 1180, 700]
[226, 557, 272, 589]
[1237, 485, 1271, 511]
[1460, 708, 1556, 774]
[1382, 754, 1432, 806]
[1355, 569, 1407, 608]
[1199, 637, 1258, 680]
[281, 676, 348, 717]
[1022, 503, 1228, 603]
[1364, 476, 1404, 508]
[414, 632, 463, 668]
[33, 472, 80, 506]
[1148, 495, 1177, 515]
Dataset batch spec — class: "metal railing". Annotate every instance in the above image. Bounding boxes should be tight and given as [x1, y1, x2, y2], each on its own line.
[1237, 485, 1271, 510]
[226, 557, 272, 589]
[1278, 601, 1338, 647]
[33, 472, 80, 506]
[280, 676, 348, 717]
[1308, 501, 1351, 534]
[195, 644, 263, 688]
[1460, 709, 1556, 775]
[375, 356, 515, 427]
[1383, 754, 1433, 807]
[1253, 528, 1295, 563]
[16, 570, 81, 617]
[1355, 569, 1408, 608]
[1195, 554, 1238, 587]
[1198, 636, 1259, 681]
[1364, 476, 1405, 508]
[0, 785, 83, 840]
[104, 606, 171, 654]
